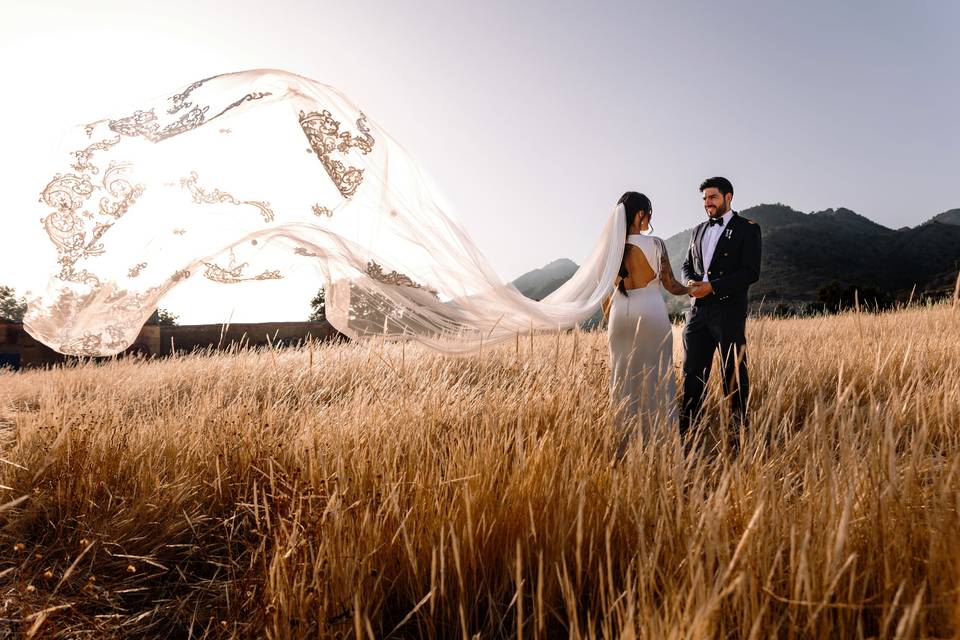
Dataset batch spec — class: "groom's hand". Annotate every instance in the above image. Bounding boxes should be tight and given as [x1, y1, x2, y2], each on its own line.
[688, 281, 714, 298]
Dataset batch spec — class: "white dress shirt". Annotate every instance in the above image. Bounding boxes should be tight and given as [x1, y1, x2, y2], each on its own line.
[701, 210, 734, 282]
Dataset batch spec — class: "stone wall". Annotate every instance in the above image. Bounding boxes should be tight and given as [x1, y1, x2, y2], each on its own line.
[159, 321, 341, 355]
[0, 322, 162, 370]
[0, 320, 338, 369]
[0, 323, 65, 369]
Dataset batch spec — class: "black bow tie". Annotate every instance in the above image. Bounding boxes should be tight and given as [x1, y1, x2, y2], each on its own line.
[707, 216, 724, 227]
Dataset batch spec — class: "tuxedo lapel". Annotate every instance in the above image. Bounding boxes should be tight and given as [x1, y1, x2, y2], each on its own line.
[692, 222, 709, 274]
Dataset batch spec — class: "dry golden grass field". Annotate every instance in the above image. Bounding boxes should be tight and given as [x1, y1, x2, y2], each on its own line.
[1, 303, 959, 639]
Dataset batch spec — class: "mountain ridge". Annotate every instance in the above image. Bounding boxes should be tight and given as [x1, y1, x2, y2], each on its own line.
[512, 204, 960, 305]
[925, 208, 960, 226]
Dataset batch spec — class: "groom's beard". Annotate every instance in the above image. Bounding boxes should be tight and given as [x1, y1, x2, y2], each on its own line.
[706, 203, 729, 218]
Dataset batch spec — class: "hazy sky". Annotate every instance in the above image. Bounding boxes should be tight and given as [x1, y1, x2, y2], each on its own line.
[2, 0, 957, 323]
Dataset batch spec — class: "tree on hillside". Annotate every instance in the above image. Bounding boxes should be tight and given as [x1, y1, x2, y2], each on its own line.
[156, 308, 179, 326]
[309, 288, 325, 322]
[0, 286, 27, 322]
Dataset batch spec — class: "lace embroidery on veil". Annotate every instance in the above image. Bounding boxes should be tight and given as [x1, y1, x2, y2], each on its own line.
[26, 70, 626, 356]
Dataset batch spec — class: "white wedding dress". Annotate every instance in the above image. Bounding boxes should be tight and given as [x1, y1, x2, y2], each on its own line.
[608, 234, 676, 447]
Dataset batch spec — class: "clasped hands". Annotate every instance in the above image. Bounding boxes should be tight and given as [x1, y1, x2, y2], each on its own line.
[687, 280, 713, 299]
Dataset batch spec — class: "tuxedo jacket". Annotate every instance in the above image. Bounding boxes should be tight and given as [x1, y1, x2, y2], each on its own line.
[681, 212, 762, 309]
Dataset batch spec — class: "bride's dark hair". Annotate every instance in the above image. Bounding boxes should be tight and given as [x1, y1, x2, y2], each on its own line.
[616, 192, 652, 296]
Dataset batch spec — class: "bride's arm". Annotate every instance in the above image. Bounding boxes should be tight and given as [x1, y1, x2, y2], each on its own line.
[654, 238, 690, 296]
[602, 287, 616, 322]
[603, 275, 623, 321]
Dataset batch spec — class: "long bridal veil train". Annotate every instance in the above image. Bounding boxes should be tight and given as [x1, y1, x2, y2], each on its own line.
[25, 70, 626, 356]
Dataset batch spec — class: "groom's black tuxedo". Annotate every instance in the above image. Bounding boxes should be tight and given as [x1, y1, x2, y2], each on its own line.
[680, 212, 762, 438]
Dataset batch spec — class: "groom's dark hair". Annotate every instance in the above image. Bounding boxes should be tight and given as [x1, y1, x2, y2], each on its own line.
[699, 176, 734, 196]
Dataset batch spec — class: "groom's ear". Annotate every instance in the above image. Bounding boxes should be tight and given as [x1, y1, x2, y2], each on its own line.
[725, 193, 734, 209]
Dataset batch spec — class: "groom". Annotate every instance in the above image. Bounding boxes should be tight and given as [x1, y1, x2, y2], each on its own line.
[680, 177, 762, 446]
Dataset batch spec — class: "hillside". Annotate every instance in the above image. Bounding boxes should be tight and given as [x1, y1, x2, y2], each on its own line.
[925, 208, 960, 226]
[510, 258, 579, 301]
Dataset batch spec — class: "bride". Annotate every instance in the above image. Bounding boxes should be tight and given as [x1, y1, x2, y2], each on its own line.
[603, 192, 690, 452]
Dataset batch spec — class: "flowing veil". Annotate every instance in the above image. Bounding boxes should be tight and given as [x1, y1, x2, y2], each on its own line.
[25, 69, 626, 356]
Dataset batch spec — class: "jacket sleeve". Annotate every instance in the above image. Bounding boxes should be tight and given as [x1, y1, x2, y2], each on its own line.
[681, 231, 698, 283]
[710, 222, 761, 297]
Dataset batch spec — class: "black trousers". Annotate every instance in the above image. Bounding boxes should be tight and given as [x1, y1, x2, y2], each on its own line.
[680, 300, 749, 437]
